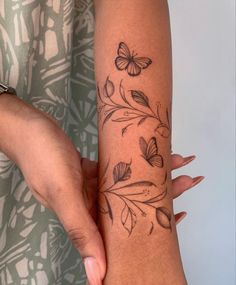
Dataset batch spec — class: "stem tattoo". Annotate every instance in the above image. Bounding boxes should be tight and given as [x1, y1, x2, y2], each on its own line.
[99, 160, 172, 236]
[97, 77, 170, 138]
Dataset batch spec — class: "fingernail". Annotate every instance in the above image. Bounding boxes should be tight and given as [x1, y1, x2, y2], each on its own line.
[182, 155, 196, 166]
[84, 257, 101, 285]
[176, 212, 187, 225]
[191, 176, 205, 187]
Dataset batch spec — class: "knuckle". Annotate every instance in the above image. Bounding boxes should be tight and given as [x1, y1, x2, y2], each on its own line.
[67, 226, 99, 251]
[67, 228, 89, 251]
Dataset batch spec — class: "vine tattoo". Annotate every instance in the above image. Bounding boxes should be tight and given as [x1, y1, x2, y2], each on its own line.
[115, 42, 152, 76]
[99, 160, 172, 236]
[98, 43, 172, 236]
[97, 77, 170, 138]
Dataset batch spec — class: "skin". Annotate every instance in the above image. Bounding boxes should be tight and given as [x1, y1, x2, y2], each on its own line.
[93, 0, 205, 284]
[0, 93, 203, 285]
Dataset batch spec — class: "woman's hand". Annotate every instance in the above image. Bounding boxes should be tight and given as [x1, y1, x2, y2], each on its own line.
[170, 154, 204, 224]
[20, 120, 107, 285]
[0, 95, 106, 285]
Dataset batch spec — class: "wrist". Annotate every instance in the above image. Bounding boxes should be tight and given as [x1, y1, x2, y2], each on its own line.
[0, 92, 18, 105]
[0, 93, 27, 118]
[0, 96, 50, 163]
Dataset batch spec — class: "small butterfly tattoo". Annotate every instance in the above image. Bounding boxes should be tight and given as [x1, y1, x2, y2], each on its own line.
[115, 42, 152, 77]
[139, 136, 163, 168]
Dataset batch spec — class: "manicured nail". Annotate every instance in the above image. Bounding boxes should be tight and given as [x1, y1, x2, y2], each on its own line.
[182, 155, 196, 166]
[84, 257, 101, 285]
[191, 176, 205, 187]
[176, 212, 187, 225]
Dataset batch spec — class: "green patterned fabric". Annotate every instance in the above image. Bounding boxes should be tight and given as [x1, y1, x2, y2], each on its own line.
[0, 1, 97, 284]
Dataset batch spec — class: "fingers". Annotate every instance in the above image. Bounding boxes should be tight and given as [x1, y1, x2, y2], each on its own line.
[171, 154, 196, 170]
[172, 175, 205, 199]
[80, 157, 99, 221]
[175, 211, 187, 225]
[171, 154, 204, 226]
[50, 184, 106, 285]
[172, 175, 193, 198]
[81, 157, 98, 179]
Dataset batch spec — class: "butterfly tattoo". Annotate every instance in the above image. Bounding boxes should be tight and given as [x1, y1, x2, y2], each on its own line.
[139, 136, 163, 168]
[115, 42, 152, 77]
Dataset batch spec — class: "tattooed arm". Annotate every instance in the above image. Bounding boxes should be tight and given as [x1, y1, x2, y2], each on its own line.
[94, 0, 187, 284]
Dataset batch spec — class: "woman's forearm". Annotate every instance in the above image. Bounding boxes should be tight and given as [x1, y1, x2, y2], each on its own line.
[94, 0, 187, 284]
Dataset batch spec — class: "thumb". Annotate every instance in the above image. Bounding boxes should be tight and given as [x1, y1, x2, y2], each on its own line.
[50, 183, 106, 285]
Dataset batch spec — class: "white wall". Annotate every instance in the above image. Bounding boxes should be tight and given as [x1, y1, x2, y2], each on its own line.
[169, 1, 235, 284]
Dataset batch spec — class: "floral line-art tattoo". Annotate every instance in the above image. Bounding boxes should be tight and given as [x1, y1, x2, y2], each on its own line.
[97, 77, 170, 138]
[99, 160, 172, 236]
[115, 42, 152, 77]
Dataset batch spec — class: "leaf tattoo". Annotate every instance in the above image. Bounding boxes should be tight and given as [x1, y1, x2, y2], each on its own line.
[121, 204, 137, 235]
[113, 161, 132, 183]
[104, 76, 115, 97]
[130, 90, 150, 107]
[156, 207, 172, 231]
[139, 136, 164, 168]
[99, 160, 171, 235]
